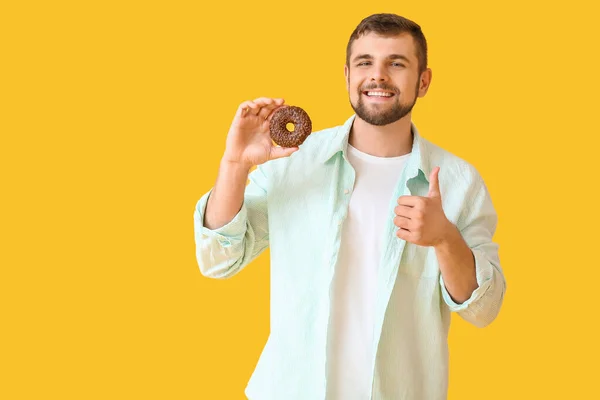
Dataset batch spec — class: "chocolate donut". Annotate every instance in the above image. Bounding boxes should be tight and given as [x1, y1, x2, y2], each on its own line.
[269, 106, 312, 147]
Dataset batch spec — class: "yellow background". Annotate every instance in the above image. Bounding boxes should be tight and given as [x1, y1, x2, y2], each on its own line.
[2, 0, 599, 398]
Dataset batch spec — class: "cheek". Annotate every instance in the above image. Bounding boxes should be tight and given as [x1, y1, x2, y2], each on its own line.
[395, 71, 418, 89]
[408, 74, 421, 93]
[347, 78, 361, 97]
[353, 76, 367, 92]
[395, 81, 416, 100]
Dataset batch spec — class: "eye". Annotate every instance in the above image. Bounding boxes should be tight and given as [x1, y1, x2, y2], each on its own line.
[392, 62, 405, 67]
[357, 61, 371, 66]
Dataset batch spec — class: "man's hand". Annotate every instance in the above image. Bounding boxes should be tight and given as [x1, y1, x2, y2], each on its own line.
[222, 97, 299, 169]
[393, 166, 453, 247]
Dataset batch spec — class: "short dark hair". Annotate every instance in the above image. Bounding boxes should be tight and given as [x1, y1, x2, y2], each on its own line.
[346, 13, 428, 75]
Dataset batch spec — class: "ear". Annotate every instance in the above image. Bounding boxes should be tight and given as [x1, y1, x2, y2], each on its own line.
[417, 68, 432, 98]
[344, 64, 350, 92]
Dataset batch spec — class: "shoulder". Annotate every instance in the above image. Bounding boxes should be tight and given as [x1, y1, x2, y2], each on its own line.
[422, 137, 485, 191]
[420, 137, 495, 224]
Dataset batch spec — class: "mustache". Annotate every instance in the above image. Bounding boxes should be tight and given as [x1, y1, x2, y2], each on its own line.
[360, 84, 399, 94]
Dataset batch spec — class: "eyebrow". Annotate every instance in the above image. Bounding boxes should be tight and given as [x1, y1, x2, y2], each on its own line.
[352, 54, 411, 64]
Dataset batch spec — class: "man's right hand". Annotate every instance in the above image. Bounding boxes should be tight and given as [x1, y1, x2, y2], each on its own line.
[222, 97, 300, 169]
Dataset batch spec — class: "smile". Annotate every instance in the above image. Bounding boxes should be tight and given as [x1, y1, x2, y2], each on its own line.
[363, 91, 395, 97]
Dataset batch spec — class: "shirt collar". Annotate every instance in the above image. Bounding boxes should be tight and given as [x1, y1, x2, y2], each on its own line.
[320, 114, 432, 183]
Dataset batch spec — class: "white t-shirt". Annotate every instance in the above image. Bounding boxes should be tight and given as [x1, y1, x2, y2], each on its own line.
[326, 143, 410, 400]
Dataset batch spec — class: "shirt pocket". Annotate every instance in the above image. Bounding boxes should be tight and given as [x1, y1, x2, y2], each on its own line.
[399, 243, 439, 278]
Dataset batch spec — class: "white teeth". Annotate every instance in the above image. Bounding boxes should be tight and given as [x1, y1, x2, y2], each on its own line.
[366, 91, 393, 97]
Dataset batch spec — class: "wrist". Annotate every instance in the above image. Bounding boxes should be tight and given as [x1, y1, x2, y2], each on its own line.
[220, 157, 252, 173]
[434, 221, 459, 250]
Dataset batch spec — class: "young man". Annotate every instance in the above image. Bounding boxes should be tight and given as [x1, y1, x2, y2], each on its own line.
[194, 13, 506, 400]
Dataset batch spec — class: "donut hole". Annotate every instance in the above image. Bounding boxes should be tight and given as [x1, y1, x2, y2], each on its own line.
[286, 123, 295, 132]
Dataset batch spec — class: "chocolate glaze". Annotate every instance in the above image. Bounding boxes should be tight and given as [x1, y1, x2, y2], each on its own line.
[269, 106, 312, 147]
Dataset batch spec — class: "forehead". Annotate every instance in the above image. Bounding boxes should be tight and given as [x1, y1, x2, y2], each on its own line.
[350, 32, 417, 61]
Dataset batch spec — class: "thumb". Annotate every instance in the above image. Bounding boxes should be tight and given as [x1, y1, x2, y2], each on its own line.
[428, 166, 441, 198]
[269, 145, 299, 160]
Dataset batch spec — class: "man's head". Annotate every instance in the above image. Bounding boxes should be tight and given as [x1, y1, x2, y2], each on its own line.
[345, 13, 432, 126]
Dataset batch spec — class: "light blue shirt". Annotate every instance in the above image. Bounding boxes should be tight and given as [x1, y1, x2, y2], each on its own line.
[194, 115, 506, 400]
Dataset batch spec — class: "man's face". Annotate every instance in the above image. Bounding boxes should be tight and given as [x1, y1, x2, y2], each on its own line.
[345, 32, 428, 126]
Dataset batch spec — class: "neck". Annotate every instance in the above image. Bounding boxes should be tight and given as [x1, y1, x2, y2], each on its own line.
[349, 113, 414, 157]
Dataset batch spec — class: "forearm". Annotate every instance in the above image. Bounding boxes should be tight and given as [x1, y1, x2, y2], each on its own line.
[435, 223, 478, 304]
[204, 159, 251, 230]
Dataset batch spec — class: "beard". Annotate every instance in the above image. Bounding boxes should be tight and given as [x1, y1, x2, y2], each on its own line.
[350, 80, 420, 126]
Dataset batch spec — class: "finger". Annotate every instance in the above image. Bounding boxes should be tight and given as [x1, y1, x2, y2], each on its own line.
[246, 101, 261, 116]
[237, 101, 252, 118]
[266, 104, 287, 122]
[394, 205, 414, 218]
[252, 97, 275, 104]
[252, 98, 286, 120]
[239, 100, 261, 116]
[257, 97, 285, 109]
[393, 215, 412, 230]
[258, 102, 280, 120]
[253, 97, 284, 106]
[259, 97, 285, 106]
[428, 166, 441, 198]
[396, 228, 411, 241]
[237, 100, 260, 117]
[269, 145, 299, 160]
[253, 97, 285, 113]
[252, 97, 275, 113]
[397, 195, 420, 207]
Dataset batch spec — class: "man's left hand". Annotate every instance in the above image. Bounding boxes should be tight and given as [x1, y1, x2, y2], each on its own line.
[393, 166, 454, 247]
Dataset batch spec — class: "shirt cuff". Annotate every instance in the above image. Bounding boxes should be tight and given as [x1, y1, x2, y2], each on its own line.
[440, 248, 494, 311]
[194, 188, 248, 248]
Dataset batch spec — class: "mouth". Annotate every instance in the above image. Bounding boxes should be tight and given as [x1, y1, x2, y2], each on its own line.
[362, 90, 396, 100]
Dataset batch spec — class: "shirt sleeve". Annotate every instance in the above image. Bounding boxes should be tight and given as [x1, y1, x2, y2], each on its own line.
[193, 164, 270, 279]
[439, 178, 507, 328]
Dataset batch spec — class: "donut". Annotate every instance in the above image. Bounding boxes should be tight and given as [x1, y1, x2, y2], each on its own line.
[269, 105, 312, 147]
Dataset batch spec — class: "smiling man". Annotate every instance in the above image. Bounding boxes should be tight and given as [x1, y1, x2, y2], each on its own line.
[194, 13, 506, 400]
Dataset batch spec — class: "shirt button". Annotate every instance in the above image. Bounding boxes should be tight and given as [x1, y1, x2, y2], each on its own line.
[344, 189, 350, 194]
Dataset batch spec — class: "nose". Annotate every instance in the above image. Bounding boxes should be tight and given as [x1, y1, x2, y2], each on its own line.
[370, 64, 388, 82]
